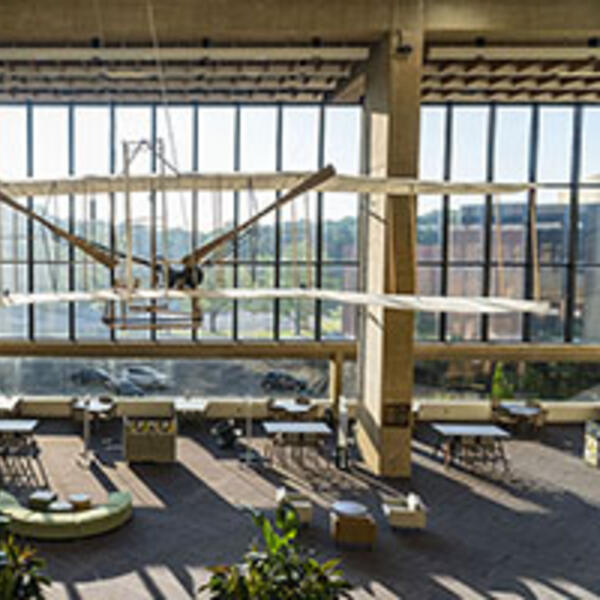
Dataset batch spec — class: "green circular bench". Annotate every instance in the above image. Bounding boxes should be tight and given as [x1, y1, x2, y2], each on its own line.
[0, 491, 132, 541]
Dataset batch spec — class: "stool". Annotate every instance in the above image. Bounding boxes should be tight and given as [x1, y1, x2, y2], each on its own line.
[275, 487, 313, 526]
[48, 500, 74, 513]
[68, 493, 91, 511]
[381, 492, 427, 530]
[329, 511, 376, 549]
[28, 490, 57, 511]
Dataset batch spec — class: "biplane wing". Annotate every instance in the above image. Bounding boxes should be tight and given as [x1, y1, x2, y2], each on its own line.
[0, 287, 550, 315]
[0, 187, 119, 269]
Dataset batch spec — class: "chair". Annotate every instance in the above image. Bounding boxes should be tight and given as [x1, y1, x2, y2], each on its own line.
[330, 511, 376, 549]
[381, 492, 427, 530]
[275, 487, 313, 526]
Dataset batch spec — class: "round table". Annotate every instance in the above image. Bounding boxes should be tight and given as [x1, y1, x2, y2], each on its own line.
[28, 490, 57, 511]
[48, 500, 74, 513]
[331, 500, 368, 517]
[68, 493, 91, 511]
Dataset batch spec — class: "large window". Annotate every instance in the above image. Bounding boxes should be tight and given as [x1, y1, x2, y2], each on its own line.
[0, 103, 361, 342]
[418, 103, 599, 344]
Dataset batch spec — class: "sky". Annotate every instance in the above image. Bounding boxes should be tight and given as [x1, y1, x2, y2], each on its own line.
[0, 104, 361, 231]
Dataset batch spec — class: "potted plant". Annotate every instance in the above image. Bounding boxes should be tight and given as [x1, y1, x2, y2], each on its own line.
[199, 505, 352, 599]
[0, 535, 50, 599]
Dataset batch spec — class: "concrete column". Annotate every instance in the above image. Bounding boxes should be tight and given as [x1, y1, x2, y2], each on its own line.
[356, 15, 422, 477]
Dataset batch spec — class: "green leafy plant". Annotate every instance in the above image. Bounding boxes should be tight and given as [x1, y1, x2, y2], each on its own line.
[0, 535, 50, 600]
[491, 362, 514, 401]
[199, 504, 352, 599]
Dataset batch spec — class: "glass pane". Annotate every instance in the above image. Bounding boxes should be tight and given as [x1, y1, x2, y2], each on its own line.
[451, 107, 489, 181]
[156, 108, 194, 342]
[530, 266, 566, 342]
[0, 265, 26, 339]
[489, 266, 524, 341]
[537, 107, 573, 183]
[536, 188, 569, 264]
[0, 107, 27, 337]
[240, 107, 276, 268]
[414, 360, 490, 399]
[197, 108, 235, 286]
[449, 195, 484, 261]
[282, 107, 319, 170]
[491, 192, 528, 263]
[446, 266, 483, 341]
[576, 266, 600, 342]
[35, 264, 68, 338]
[494, 107, 531, 182]
[420, 106, 446, 179]
[74, 107, 111, 340]
[238, 266, 274, 340]
[199, 266, 233, 339]
[33, 107, 69, 339]
[579, 190, 600, 263]
[416, 265, 440, 341]
[418, 195, 442, 261]
[321, 266, 357, 339]
[581, 107, 600, 183]
[323, 107, 360, 261]
[279, 266, 315, 339]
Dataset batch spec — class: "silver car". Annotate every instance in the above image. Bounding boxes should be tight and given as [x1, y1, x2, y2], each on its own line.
[120, 366, 169, 390]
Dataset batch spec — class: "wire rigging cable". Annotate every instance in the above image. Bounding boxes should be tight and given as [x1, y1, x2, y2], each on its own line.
[146, 0, 189, 228]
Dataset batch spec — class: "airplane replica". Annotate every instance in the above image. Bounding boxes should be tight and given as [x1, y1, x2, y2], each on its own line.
[0, 140, 548, 330]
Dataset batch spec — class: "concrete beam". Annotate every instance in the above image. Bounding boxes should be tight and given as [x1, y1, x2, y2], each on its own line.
[0, 1, 598, 46]
[0, 340, 356, 360]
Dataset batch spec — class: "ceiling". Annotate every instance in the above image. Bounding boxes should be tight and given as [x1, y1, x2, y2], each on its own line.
[0, 44, 369, 103]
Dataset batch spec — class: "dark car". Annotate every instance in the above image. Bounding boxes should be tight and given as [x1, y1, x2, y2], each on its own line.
[106, 376, 145, 396]
[71, 367, 112, 385]
[261, 371, 307, 393]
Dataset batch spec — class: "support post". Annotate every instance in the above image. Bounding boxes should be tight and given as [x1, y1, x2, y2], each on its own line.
[356, 17, 422, 477]
[329, 351, 343, 416]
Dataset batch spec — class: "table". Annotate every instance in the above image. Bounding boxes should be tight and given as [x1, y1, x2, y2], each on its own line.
[331, 500, 368, 517]
[73, 399, 113, 415]
[0, 419, 38, 435]
[263, 422, 331, 436]
[263, 421, 332, 466]
[74, 399, 113, 460]
[0, 420, 40, 485]
[270, 399, 313, 417]
[499, 402, 541, 418]
[431, 423, 510, 469]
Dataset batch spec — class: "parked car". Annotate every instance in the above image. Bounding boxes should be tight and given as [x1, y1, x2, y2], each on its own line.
[106, 376, 145, 396]
[70, 367, 112, 386]
[261, 371, 307, 393]
[120, 366, 168, 389]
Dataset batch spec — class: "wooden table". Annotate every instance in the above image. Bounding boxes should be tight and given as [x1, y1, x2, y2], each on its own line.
[431, 423, 511, 469]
